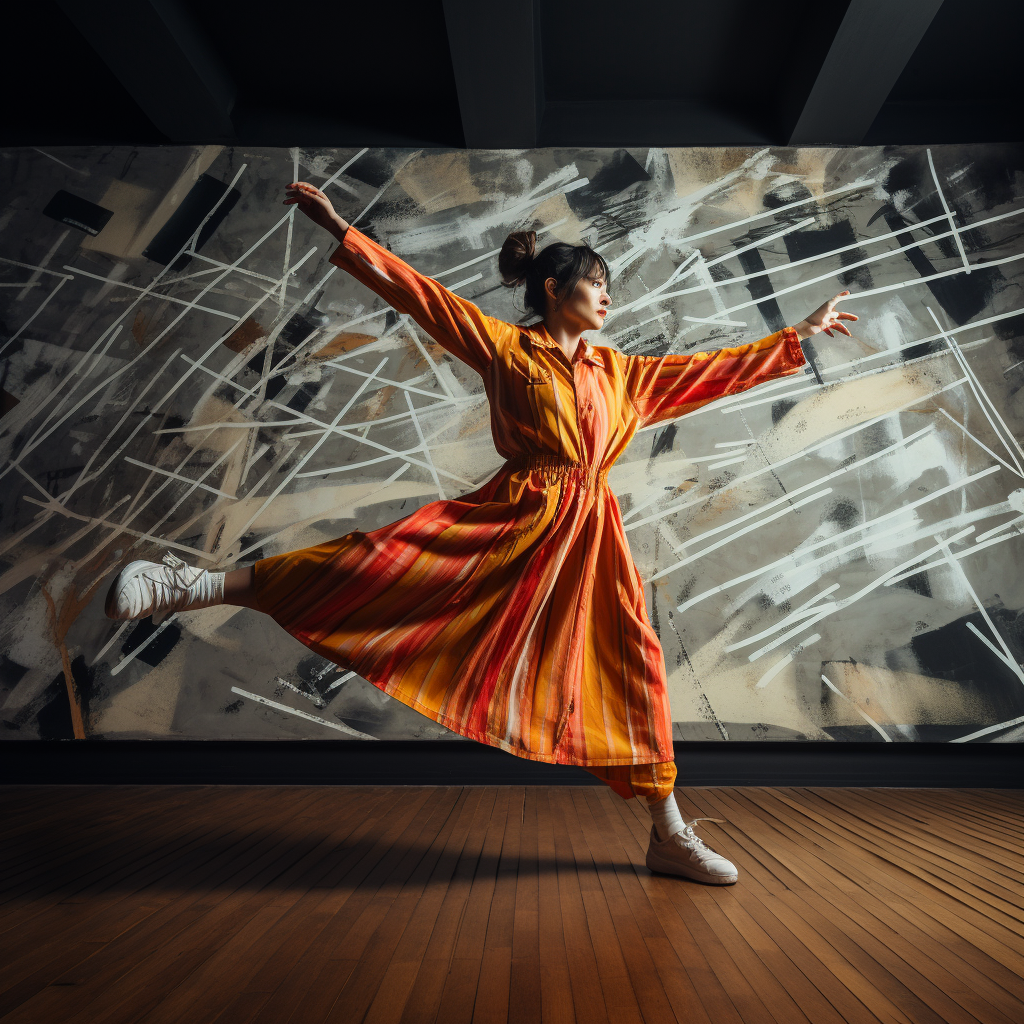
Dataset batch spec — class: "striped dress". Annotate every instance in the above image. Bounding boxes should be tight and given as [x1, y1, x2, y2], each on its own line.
[253, 227, 806, 767]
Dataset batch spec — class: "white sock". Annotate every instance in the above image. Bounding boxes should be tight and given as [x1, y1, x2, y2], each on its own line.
[194, 570, 225, 608]
[649, 791, 686, 841]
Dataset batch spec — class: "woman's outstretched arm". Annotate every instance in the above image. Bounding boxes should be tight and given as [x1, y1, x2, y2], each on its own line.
[624, 292, 856, 428]
[284, 181, 513, 375]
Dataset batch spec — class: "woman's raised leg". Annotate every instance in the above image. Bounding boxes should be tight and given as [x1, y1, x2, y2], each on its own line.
[223, 565, 261, 610]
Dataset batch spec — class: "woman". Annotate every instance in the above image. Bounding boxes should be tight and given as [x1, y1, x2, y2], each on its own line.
[106, 180, 855, 884]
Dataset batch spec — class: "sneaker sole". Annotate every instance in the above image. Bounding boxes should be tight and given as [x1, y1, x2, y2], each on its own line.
[646, 851, 738, 885]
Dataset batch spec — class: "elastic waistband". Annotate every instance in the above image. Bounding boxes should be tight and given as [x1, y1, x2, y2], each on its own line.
[503, 453, 609, 487]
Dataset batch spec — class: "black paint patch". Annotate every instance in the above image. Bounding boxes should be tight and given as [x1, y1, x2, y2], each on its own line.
[121, 618, 182, 667]
[42, 190, 113, 235]
[783, 219, 874, 291]
[822, 497, 861, 531]
[566, 149, 650, 220]
[287, 381, 321, 414]
[882, 210, 992, 329]
[735, 248, 786, 333]
[36, 673, 76, 740]
[763, 181, 815, 210]
[143, 174, 240, 270]
[907, 607, 1024, 720]
[0, 654, 29, 695]
[650, 422, 677, 458]
[771, 399, 798, 425]
[345, 151, 396, 189]
[245, 310, 325, 402]
[890, 571, 933, 599]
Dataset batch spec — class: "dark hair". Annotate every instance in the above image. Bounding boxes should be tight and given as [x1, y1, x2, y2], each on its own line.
[498, 230, 610, 321]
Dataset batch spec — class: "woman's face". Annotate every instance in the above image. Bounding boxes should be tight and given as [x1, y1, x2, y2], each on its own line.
[546, 270, 611, 332]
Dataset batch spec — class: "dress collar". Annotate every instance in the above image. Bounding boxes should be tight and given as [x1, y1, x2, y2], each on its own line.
[524, 324, 601, 366]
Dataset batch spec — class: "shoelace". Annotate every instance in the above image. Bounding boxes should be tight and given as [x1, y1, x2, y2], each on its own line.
[145, 552, 207, 609]
[678, 817, 726, 855]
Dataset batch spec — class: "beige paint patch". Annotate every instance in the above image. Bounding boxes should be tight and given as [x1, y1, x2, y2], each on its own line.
[175, 603, 247, 643]
[92, 662, 182, 735]
[759, 361, 957, 465]
[531, 193, 588, 243]
[666, 659, 833, 740]
[665, 148, 752, 200]
[215, 479, 441, 539]
[394, 152, 482, 214]
[81, 179, 157, 259]
[114, 145, 223, 260]
[168, 394, 255, 460]
[608, 456, 700, 508]
[822, 661, 994, 726]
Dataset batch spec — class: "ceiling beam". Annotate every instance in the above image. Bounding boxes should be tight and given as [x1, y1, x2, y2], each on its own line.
[441, 0, 541, 148]
[789, 0, 944, 146]
[55, 0, 236, 142]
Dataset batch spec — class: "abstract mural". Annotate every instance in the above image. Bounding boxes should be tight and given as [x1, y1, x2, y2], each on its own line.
[1, 142, 1023, 743]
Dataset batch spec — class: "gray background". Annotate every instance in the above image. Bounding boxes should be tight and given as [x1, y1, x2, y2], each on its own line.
[1, 142, 1022, 744]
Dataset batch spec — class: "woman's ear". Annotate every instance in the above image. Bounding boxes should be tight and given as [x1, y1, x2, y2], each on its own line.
[544, 276, 560, 308]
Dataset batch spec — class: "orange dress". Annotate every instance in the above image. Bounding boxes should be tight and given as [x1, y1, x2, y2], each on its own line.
[253, 227, 806, 767]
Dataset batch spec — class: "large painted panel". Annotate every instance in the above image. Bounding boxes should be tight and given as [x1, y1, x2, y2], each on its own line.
[1, 143, 1022, 743]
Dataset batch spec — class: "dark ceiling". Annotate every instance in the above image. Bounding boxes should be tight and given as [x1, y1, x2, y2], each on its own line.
[4, 0, 1022, 149]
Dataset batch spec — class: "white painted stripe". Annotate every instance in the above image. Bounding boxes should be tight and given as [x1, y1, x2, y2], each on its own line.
[652, 489, 830, 580]
[683, 316, 747, 327]
[975, 514, 1024, 544]
[110, 614, 180, 676]
[705, 454, 748, 470]
[883, 522, 1024, 587]
[629, 378, 965, 534]
[926, 306, 1024, 475]
[950, 715, 1024, 744]
[122, 457, 237, 499]
[756, 633, 820, 689]
[821, 674, 891, 741]
[62, 265, 242, 320]
[230, 686, 376, 739]
[938, 541, 1024, 685]
[927, 148, 971, 274]
[404, 390, 445, 500]
[677, 459, 996, 613]
[739, 526, 976, 662]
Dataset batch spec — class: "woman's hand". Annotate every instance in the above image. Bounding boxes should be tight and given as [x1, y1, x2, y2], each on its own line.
[284, 181, 349, 240]
[793, 291, 858, 341]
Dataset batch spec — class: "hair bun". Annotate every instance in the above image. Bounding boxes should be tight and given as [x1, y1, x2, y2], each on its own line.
[498, 230, 537, 286]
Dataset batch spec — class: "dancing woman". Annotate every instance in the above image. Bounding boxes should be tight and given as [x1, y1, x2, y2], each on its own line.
[106, 180, 855, 884]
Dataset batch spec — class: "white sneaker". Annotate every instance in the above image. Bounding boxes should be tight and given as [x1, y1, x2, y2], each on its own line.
[645, 820, 739, 884]
[104, 553, 223, 620]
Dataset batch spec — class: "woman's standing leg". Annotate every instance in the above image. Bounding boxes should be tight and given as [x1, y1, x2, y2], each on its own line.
[585, 762, 738, 884]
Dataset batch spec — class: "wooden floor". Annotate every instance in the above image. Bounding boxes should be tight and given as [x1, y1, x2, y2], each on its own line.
[1, 787, 1023, 1024]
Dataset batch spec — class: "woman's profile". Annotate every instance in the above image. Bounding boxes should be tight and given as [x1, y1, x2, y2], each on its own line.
[105, 179, 856, 884]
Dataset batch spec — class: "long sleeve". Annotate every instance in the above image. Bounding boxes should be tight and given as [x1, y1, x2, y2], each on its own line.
[329, 227, 513, 376]
[624, 327, 807, 428]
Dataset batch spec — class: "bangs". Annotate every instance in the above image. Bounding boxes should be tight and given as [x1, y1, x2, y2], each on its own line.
[564, 246, 611, 298]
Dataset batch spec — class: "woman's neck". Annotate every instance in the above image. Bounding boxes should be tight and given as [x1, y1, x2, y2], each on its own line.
[542, 318, 585, 362]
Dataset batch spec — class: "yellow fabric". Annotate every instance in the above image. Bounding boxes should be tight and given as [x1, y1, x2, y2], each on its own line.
[253, 227, 807, 768]
[585, 760, 678, 802]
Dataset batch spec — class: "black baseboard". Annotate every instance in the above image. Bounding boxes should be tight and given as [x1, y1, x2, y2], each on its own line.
[1, 740, 1021, 788]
